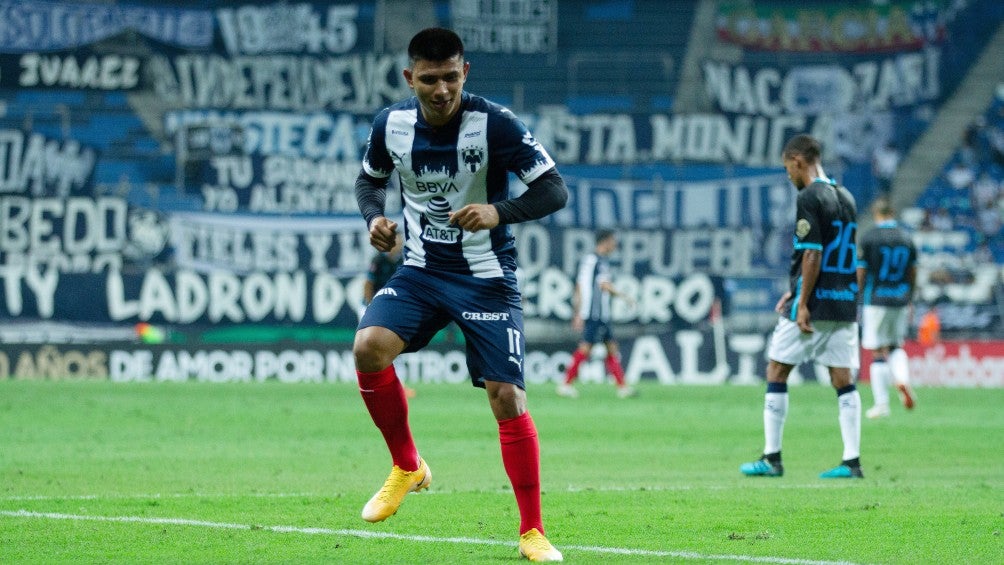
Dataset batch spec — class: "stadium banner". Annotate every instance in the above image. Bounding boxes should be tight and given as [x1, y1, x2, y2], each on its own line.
[0, 0, 990, 215]
[6, 338, 1002, 387]
[0, 329, 795, 386]
[903, 340, 1004, 388]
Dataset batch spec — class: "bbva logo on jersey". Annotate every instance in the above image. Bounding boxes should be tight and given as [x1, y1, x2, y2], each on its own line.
[460, 146, 485, 173]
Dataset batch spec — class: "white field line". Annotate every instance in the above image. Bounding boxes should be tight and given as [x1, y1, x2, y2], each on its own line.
[0, 482, 849, 502]
[0, 509, 863, 565]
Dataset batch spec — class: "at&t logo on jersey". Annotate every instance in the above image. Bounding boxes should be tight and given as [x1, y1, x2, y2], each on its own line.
[421, 196, 461, 243]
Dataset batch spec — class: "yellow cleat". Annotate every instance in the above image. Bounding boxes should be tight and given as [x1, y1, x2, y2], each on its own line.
[361, 458, 431, 523]
[518, 528, 563, 562]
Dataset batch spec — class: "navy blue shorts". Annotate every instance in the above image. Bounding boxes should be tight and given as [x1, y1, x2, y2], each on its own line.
[582, 319, 614, 344]
[359, 265, 526, 389]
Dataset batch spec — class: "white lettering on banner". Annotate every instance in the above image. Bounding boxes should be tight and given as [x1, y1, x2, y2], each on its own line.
[452, 0, 555, 54]
[0, 130, 96, 195]
[104, 329, 782, 384]
[395, 350, 469, 384]
[325, 350, 358, 383]
[149, 53, 409, 113]
[109, 348, 467, 384]
[454, 21, 551, 54]
[0, 196, 127, 255]
[216, 4, 359, 55]
[165, 111, 364, 160]
[109, 350, 154, 382]
[521, 268, 716, 325]
[168, 214, 369, 274]
[104, 339, 1004, 386]
[106, 269, 313, 323]
[154, 350, 254, 383]
[649, 112, 809, 167]
[514, 226, 761, 279]
[728, 334, 766, 385]
[910, 344, 1004, 388]
[538, 174, 792, 230]
[171, 222, 299, 273]
[0, 2, 213, 52]
[622, 331, 773, 384]
[254, 350, 325, 383]
[263, 155, 357, 190]
[0, 262, 58, 317]
[703, 49, 940, 116]
[19, 53, 140, 90]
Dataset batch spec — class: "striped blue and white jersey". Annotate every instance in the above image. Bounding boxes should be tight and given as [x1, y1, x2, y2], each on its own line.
[362, 91, 555, 278]
[576, 252, 612, 322]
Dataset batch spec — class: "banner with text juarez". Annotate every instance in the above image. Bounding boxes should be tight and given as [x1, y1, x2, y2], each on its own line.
[1, 0, 1001, 348]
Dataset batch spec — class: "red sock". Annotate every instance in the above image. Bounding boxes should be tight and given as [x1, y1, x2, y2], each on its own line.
[564, 349, 588, 384]
[357, 366, 419, 471]
[605, 354, 626, 386]
[498, 412, 543, 536]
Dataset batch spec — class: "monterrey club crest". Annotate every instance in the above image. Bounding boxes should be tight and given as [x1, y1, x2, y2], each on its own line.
[460, 146, 484, 173]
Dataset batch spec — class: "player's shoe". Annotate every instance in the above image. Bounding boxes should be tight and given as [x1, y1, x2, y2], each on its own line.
[518, 528, 563, 562]
[896, 383, 915, 410]
[819, 463, 864, 479]
[616, 386, 638, 399]
[740, 456, 783, 477]
[866, 404, 891, 419]
[361, 458, 431, 522]
[556, 384, 578, 398]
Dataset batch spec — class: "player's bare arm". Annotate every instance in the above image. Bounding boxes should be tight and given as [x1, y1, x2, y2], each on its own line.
[601, 281, 635, 307]
[775, 290, 792, 314]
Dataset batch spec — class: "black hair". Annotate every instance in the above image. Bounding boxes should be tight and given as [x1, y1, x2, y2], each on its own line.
[871, 197, 895, 217]
[408, 28, 464, 63]
[596, 229, 616, 245]
[782, 134, 822, 163]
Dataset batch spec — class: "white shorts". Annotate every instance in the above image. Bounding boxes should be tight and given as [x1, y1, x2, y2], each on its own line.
[767, 317, 860, 369]
[861, 305, 909, 350]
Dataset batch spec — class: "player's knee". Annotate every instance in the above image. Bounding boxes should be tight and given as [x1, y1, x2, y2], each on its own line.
[353, 327, 402, 372]
[487, 382, 527, 420]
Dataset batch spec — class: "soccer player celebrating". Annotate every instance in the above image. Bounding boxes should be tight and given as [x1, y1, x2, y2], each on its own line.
[558, 229, 636, 399]
[740, 134, 864, 479]
[857, 197, 918, 418]
[353, 28, 567, 562]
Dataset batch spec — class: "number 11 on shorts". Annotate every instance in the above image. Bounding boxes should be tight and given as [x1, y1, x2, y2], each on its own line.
[507, 328, 522, 356]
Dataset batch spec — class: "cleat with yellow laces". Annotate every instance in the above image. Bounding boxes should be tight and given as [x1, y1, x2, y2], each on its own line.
[361, 458, 431, 522]
[518, 528, 563, 562]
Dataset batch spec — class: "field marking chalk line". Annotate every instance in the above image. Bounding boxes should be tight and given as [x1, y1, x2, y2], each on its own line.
[1, 509, 864, 565]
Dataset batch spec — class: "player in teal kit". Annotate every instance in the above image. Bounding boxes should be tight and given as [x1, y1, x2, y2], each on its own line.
[740, 134, 864, 479]
[352, 28, 566, 561]
[857, 198, 918, 418]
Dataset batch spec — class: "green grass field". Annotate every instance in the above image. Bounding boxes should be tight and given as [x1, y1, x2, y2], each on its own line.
[1, 380, 1001, 564]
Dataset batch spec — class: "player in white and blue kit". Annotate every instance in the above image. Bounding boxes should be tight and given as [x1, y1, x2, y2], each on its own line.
[558, 229, 635, 398]
[352, 28, 566, 562]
